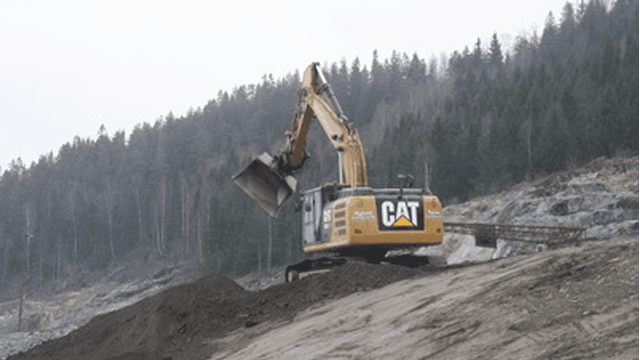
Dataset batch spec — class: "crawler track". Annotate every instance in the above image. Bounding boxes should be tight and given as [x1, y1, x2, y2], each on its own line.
[285, 253, 433, 282]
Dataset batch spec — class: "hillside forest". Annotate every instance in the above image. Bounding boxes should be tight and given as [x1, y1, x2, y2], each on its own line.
[0, 0, 637, 297]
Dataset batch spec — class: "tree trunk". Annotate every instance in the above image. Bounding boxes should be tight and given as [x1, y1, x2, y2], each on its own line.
[134, 184, 143, 246]
[180, 175, 191, 259]
[25, 236, 30, 282]
[160, 179, 166, 255]
[17, 291, 24, 332]
[526, 116, 533, 176]
[153, 179, 167, 257]
[38, 243, 43, 287]
[24, 205, 34, 283]
[105, 179, 117, 262]
[423, 159, 431, 191]
[195, 209, 201, 263]
[130, 176, 147, 248]
[70, 193, 78, 262]
[154, 203, 163, 256]
[0, 227, 7, 294]
[56, 236, 62, 281]
[196, 175, 216, 265]
[267, 216, 273, 270]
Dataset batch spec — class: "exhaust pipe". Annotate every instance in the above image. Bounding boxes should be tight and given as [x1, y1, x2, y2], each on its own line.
[232, 153, 298, 218]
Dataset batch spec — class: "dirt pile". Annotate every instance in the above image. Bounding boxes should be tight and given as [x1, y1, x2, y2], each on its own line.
[7, 275, 248, 360]
[8, 261, 446, 360]
[0, 263, 196, 360]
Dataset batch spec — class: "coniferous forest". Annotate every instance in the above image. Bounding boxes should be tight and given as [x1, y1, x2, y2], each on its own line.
[0, 0, 637, 296]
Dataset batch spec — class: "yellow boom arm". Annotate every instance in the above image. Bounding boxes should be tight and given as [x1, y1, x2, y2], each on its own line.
[283, 62, 368, 186]
[233, 62, 368, 217]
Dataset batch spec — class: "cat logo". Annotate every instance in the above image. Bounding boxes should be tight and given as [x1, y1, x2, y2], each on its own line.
[376, 197, 424, 231]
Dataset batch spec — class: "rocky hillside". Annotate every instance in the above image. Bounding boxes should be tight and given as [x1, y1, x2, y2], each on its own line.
[426, 155, 639, 264]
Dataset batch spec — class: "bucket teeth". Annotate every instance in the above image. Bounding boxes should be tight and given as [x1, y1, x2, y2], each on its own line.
[232, 153, 298, 217]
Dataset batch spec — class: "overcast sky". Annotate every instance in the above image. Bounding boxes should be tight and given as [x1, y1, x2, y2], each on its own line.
[0, 0, 572, 170]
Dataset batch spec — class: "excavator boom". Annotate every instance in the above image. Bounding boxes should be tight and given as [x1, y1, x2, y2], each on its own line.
[233, 62, 367, 216]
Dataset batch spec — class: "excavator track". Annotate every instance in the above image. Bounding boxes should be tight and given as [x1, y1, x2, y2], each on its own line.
[284, 251, 433, 282]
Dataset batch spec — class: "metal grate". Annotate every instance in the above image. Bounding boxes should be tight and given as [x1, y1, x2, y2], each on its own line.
[443, 222, 586, 248]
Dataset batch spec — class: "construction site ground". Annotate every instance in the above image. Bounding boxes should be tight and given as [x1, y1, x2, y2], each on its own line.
[8, 234, 638, 360]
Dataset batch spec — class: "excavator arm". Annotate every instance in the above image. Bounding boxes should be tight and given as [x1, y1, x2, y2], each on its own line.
[233, 63, 368, 217]
[279, 62, 368, 186]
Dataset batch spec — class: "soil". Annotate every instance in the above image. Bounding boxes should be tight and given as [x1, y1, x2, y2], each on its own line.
[8, 235, 638, 360]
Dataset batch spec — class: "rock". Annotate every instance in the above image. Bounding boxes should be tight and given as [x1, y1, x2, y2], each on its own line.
[591, 209, 626, 226]
[550, 196, 584, 216]
[569, 181, 607, 193]
[492, 240, 545, 260]
[615, 196, 639, 210]
[585, 220, 640, 238]
[445, 234, 494, 265]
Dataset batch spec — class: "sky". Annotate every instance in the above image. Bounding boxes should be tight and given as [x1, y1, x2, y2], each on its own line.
[0, 0, 573, 170]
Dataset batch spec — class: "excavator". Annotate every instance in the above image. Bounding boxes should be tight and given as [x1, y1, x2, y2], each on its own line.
[233, 62, 444, 281]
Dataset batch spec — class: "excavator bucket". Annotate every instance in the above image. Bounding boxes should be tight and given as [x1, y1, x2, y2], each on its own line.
[232, 153, 298, 218]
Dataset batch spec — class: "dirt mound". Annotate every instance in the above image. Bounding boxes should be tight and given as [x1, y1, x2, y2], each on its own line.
[8, 262, 441, 360]
[7, 275, 254, 360]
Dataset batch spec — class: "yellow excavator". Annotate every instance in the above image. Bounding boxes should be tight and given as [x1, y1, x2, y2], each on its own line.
[233, 63, 444, 281]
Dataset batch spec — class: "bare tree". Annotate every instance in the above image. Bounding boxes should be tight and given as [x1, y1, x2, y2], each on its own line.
[102, 178, 117, 261]
[153, 178, 168, 256]
[267, 215, 273, 270]
[180, 172, 196, 259]
[23, 203, 35, 282]
[0, 225, 7, 295]
[193, 159, 217, 264]
[18, 204, 35, 332]
[127, 170, 149, 252]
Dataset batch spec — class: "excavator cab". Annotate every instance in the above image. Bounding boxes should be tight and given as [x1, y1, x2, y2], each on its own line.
[232, 153, 298, 218]
[300, 185, 341, 247]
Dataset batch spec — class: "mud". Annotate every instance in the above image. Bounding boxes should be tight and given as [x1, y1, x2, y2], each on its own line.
[8, 236, 638, 360]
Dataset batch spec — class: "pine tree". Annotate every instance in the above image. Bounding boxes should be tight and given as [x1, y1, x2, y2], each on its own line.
[489, 32, 504, 67]
[407, 53, 426, 85]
